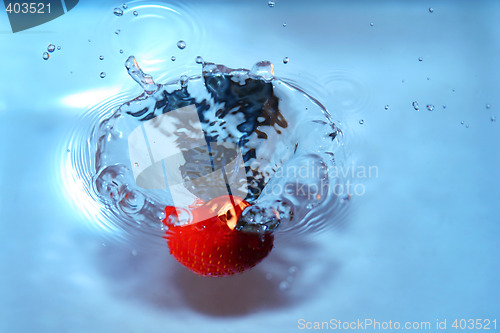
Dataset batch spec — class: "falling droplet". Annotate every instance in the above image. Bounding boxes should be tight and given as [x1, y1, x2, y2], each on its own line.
[113, 8, 123, 16]
[195, 56, 204, 64]
[359, 119, 364, 125]
[426, 104, 435, 111]
[47, 44, 55, 52]
[486, 104, 491, 109]
[412, 101, 420, 111]
[418, 57, 423, 62]
[180, 75, 189, 88]
[100, 72, 106, 78]
[42, 52, 49, 60]
[491, 116, 497, 122]
[384, 105, 389, 110]
[171, 56, 176, 61]
[429, 7, 434, 13]
[99, 55, 104, 60]
[268, 1, 275, 8]
[283, 57, 289, 64]
[370, 22, 374, 27]
[177, 40, 186, 50]
[122, 3, 128, 9]
[115, 29, 121, 35]
[133, 10, 138, 16]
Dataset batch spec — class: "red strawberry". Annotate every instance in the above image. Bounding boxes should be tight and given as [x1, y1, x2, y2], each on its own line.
[163, 195, 274, 277]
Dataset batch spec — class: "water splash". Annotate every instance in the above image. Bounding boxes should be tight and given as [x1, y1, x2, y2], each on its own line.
[65, 57, 348, 240]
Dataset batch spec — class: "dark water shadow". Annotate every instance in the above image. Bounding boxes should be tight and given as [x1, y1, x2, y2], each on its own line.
[93, 232, 340, 317]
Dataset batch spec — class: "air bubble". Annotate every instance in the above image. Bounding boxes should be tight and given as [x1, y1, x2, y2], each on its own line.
[370, 22, 374, 27]
[195, 56, 204, 64]
[279, 281, 290, 291]
[268, 1, 275, 8]
[177, 40, 186, 50]
[283, 22, 287, 27]
[47, 44, 55, 52]
[57, 46, 61, 50]
[486, 104, 491, 109]
[412, 101, 420, 111]
[283, 57, 289, 64]
[491, 116, 497, 122]
[100, 72, 106, 78]
[131, 249, 137, 256]
[134, 162, 139, 167]
[429, 7, 434, 13]
[113, 8, 123, 16]
[359, 119, 364, 125]
[460, 121, 464, 125]
[171, 56, 176, 61]
[119, 49, 124, 54]
[418, 57, 423, 62]
[99, 55, 104, 60]
[426, 104, 434, 111]
[42, 52, 49, 60]
[133, 11, 138, 16]
[384, 105, 389, 110]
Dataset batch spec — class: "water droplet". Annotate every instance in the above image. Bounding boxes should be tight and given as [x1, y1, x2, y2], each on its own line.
[99, 55, 104, 60]
[133, 10, 138, 16]
[283, 57, 289, 64]
[47, 44, 55, 52]
[429, 7, 434, 13]
[268, 1, 275, 8]
[119, 49, 124, 54]
[122, 3, 128, 9]
[279, 281, 290, 291]
[180, 75, 189, 88]
[412, 101, 420, 111]
[426, 104, 434, 111]
[250, 61, 274, 80]
[171, 56, 176, 61]
[113, 8, 123, 16]
[177, 40, 186, 49]
[370, 22, 374, 27]
[288, 266, 298, 275]
[486, 104, 491, 109]
[57, 46, 61, 50]
[460, 121, 464, 125]
[131, 249, 137, 256]
[418, 57, 423, 62]
[195, 56, 204, 64]
[42, 52, 49, 60]
[66, 148, 71, 153]
[384, 105, 389, 110]
[125, 56, 158, 94]
[427, 77, 430, 80]
[283, 22, 287, 27]
[100, 72, 106, 78]
[265, 273, 273, 280]
[134, 162, 139, 167]
[359, 119, 364, 125]
[115, 29, 121, 35]
[442, 105, 447, 109]
[491, 116, 497, 122]
[465, 124, 470, 128]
